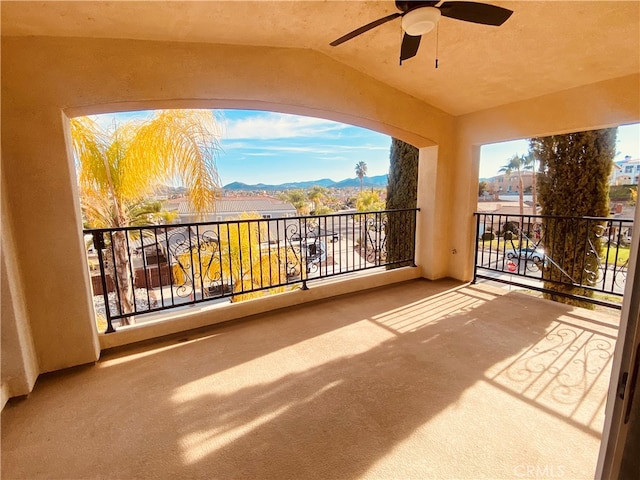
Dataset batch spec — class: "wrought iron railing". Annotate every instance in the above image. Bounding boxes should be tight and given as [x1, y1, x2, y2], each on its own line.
[85, 208, 418, 332]
[473, 212, 634, 309]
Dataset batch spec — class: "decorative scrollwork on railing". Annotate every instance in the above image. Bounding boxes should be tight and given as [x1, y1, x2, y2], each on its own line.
[86, 208, 419, 329]
[483, 214, 630, 303]
[363, 213, 388, 264]
[166, 228, 195, 299]
[284, 220, 328, 276]
[284, 222, 304, 279]
[195, 228, 224, 298]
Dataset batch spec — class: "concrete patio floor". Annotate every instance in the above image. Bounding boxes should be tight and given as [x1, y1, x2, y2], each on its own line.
[1, 279, 619, 479]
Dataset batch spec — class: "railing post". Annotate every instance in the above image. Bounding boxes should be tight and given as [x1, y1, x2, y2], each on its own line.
[82, 208, 423, 322]
[411, 208, 418, 267]
[92, 231, 115, 333]
[472, 213, 480, 284]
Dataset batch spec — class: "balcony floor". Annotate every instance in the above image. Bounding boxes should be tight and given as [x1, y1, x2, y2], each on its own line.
[1, 279, 619, 479]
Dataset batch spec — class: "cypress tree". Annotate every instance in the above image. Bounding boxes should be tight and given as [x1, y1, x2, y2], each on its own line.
[385, 138, 419, 268]
[530, 128, 617, 307]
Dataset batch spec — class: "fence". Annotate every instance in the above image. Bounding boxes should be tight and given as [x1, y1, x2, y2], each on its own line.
[473, 212, 633, 309]
[85, 208, 419, 332]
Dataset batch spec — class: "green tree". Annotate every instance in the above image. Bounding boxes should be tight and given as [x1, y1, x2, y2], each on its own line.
[386, 138, 419, 268]
[71, 109, 222, 324]
[355, 161, 368, 191]
[279, 189, 309, 215]
[308, 185, 329, 213]
[531, 128, 617, 307]
[82, 199, 177, 229]
[478, 180, 489, 197]
[355, 189, 385, 211]
[313, 205, 334, 215]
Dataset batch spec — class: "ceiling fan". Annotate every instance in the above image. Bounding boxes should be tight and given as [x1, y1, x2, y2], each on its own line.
[330, 1, 513, 65]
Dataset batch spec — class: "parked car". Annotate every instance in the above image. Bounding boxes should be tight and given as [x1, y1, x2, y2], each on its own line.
[505, 247, 545, 263]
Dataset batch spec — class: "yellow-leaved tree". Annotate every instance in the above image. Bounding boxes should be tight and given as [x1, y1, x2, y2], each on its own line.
[172, 213, 289, 302]
[71, 109, 222, 325]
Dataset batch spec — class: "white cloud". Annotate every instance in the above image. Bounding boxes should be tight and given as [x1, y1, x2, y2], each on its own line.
[244, 152, 278, 157]
[221, 112, 349, 140]
[221, 141, 336, 155]
[326, 144, 388, 151]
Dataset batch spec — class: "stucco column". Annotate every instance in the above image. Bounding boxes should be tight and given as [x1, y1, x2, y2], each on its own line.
[415, 138, 479, 283]
[415, 145, 450, 280]
[450, 143, 481, 282]
[1, 183, 39, 405]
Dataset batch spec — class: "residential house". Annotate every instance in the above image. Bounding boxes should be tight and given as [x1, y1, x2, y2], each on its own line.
[611, 155, 640, 185]
[171, 195, 297, 223]
[486, 170, 534, 196]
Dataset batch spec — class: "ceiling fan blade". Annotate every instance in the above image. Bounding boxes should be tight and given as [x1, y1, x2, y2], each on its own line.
[330, 12, 402, 46]
[395, 1, 439, 13]
[438, 1, 513, 26]
[400, 33, 421, 64]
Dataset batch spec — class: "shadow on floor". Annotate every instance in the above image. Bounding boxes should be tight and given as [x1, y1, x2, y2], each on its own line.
[1, 279, 617, 479]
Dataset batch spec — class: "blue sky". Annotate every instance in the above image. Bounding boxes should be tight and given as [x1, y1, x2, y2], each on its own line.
[90, 109, 640, 185]
[216, 110, 390, 184]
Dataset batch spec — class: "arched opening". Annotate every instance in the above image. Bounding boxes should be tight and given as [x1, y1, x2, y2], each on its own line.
[69, 107, 423, 334]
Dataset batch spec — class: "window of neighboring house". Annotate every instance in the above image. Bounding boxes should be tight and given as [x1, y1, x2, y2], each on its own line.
[507, 186, 512, 192]
[498, 178, 503, 183]
[625, 165, 633, 173]
[636, 165, 640, 171]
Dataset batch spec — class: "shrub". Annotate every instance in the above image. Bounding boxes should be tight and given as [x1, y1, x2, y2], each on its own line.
[482, 232, 496, 241]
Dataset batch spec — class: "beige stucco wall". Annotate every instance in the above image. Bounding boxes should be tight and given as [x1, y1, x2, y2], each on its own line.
[1, 178, 39, 406]
[1, 34, 638, 399]
[1, 36, 456, 380]
[450, 74, 640, 281]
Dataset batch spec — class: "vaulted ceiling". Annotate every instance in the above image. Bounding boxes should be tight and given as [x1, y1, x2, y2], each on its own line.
[2, 1, 639, 116]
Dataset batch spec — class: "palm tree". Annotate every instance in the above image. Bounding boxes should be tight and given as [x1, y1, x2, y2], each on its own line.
[308, 185, 328, 213]
[522, 151, 537, 215]
[355, 161, 368, 191]
[71, 109, 222, 324]
[499, 154, 525, 215]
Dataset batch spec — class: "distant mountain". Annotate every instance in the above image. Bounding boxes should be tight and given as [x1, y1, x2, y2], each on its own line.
[223, 174, 388, 191]
[332, 174, 388, 188]
[155, 184, 188, 195]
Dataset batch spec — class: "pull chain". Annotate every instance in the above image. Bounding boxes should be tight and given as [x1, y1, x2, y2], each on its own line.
[435, 22, 440, 69]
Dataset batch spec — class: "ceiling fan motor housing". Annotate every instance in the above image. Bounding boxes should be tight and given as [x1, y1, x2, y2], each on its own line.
[401, 7, 441, 36]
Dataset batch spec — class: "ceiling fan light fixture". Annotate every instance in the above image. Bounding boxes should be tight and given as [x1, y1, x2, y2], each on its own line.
[401, 7, 441, 36]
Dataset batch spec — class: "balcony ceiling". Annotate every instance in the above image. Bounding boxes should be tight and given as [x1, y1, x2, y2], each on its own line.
[2, 1, 639, 116]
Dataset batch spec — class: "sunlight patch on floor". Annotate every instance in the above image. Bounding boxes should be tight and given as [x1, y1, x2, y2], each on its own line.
[371, 290, 487, 334]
